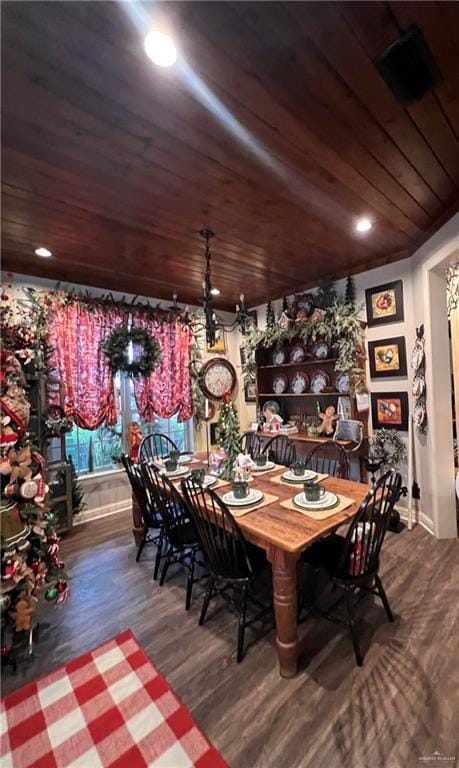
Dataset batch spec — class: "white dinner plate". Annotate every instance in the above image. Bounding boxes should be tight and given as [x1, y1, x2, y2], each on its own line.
[293, 491, 339, 511]
[251, 460, 275, 472]
[222, 488, 264, 507]
[282, 469, 318, 483]
[163, 466, 190, 479]
[202, 475, 217, 489]
[179, 454, 193, 464]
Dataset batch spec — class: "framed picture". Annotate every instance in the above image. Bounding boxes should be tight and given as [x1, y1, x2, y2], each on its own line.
[368, 336, 407, 379]
[371, 391, 409, 431]
[244, 381, 257, 403]
[210, 423, 220, 446]
[365, 280, 404, 326]
[240, 309, 258, 335]
[207, 327, 226, 354]
[240, 346, 256, 381]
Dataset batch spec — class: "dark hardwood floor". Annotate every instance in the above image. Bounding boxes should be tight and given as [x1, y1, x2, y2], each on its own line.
[2, 511, 458, 768]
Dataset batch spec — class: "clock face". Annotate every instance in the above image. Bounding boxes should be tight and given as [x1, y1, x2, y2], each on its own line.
[201, 359, 236, 400]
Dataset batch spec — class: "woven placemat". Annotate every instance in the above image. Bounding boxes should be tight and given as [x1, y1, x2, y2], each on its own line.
[280, 494, 356, 520]
[221, 491, 279, 518]
[269, 471, 329, 486]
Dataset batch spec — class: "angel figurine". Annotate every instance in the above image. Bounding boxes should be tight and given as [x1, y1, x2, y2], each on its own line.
[318, 405, 339, 436]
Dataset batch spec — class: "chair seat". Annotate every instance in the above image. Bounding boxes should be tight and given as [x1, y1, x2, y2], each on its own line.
[168, 519, 199, 547]
[302, 533, 347, 577]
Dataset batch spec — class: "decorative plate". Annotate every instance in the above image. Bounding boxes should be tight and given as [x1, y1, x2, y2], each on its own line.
[412, 375, 425, 398]
[335, 372, 350, 394]
[251, 460, 275, 472]
[309, 369, 330, 393]
[272, 347, 287, 365]
[410, 338, 425, 371]
[311, 340, 330, 359]
[178, 454, 193, 463]
[222, 488, 264, 507]
[273, 374, 288, 394]
[291, 371, 309, 394]
[202, 475, 218, 489]
[413, 402, 426, 429]
[282, 469, 318, 483]
[162, 466, 190, 479]
[293, 491, 339, 511]
[289, 343, 306, 364]
[262, 400, 280, 416]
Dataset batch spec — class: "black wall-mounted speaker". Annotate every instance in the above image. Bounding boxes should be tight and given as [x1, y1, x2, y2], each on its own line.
[374, 25, 440, 106]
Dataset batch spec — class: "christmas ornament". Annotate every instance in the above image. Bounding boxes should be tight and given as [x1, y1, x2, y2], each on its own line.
[45, 585, 58, 602]
[0, 594, 11, 613]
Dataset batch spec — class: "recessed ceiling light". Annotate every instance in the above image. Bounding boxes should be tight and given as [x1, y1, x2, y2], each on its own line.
[144, 30, 177, 68]
[210, 287, 221, 296]
[356, 218, 373, 233]
[34, 247, 52, 258]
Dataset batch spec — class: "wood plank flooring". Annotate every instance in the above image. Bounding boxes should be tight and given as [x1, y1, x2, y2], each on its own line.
[2, 510, 458, 768]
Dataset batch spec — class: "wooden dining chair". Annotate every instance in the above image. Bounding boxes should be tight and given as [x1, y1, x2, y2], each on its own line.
[305, 440, 349, 479]
[301, 470, 402, 666]
[240, 430, 261, 457]
[121, 455, 164, 575]
[262, 434, 296, 467]
[181, 478, 270, 662]
[139, 433, 179, 462]
[141, 462, 203, 610]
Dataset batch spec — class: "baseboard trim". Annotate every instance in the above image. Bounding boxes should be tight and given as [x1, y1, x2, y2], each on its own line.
[74, 500, 132, 526]
[397, 506, 435, 536]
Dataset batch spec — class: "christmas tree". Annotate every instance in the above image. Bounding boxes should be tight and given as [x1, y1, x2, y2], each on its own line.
[345, 275, 356, 309]
[1, 340, 68, 669]
[316, 275, 337, 309]
[217, 392, 241, 480]
[266, 301, 275, 328]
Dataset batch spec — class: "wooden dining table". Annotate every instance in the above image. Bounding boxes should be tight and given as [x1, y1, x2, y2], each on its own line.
[188, 453, 370, 678]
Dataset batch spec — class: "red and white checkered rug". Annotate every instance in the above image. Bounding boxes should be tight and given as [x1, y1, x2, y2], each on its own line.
[1, 629, 227, 767]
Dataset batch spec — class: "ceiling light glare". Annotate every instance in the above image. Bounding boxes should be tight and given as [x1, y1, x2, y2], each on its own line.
[144, 30, 177, 68]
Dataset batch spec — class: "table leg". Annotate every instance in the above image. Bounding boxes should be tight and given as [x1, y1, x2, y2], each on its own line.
[131, 491, 146, 547]
[267, 546, 300, 678]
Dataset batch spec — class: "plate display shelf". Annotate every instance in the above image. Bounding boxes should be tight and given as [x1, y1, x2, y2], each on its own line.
[254, 332, 369, 477]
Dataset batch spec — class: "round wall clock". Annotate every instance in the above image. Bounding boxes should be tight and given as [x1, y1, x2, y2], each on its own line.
[200, 358, 237, 400]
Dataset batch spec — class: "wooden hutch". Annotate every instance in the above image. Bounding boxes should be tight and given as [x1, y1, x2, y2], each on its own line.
[254, 338, 369, 480]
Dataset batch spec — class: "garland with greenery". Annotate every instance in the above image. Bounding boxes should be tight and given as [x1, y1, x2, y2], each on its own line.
[241, 300, 364, 386]
[101, 325, 161, 379]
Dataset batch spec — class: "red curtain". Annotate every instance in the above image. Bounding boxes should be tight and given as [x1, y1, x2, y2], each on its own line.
[48, 302, 123, 430]
[132, 314, 193, 423]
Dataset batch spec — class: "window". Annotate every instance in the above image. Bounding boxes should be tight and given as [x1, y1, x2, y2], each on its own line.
[64, 374, 192, 474]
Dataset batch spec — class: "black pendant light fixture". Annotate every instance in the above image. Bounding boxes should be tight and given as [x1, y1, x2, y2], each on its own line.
[199, 228, 251, 344]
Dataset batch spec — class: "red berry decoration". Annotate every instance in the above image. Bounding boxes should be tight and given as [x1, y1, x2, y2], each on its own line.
[57, 580, 67, 593]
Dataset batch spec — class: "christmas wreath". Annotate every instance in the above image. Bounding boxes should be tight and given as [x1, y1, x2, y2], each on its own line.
[102, 325, 161, 379]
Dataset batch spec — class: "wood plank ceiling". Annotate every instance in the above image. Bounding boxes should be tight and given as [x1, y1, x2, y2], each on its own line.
[2, 1, 459, 309]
